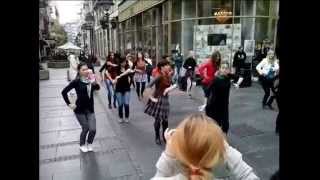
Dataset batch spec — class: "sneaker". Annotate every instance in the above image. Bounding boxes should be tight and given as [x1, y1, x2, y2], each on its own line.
[124, 118, 129, 123]
[87, 144, 94, 152]
[79, 145, 88, 153]
[198, 105, 206, 111]
[118, 118, 124, 123]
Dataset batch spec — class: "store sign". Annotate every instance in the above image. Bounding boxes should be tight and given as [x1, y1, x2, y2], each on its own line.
[214, 9, 232, 23]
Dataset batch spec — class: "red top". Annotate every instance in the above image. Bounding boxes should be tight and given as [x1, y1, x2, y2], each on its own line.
[106, 57, 118, 80]
[152, 67, 161, 77]
[198, 59, 218, 86]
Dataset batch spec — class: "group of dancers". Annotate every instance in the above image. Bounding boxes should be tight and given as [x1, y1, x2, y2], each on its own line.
[61, 47, 279, 151]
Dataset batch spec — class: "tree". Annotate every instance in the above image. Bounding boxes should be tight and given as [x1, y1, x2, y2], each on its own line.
[50, 19, 67, 46]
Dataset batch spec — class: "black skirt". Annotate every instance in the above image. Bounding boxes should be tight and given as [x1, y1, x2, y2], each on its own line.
[144, 95, 170, 121]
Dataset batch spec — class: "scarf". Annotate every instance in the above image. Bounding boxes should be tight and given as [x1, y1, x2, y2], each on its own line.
[80, 77, 92, 98]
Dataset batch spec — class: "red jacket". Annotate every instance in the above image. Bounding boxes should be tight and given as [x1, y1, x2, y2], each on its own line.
[198, 59, 218, 86]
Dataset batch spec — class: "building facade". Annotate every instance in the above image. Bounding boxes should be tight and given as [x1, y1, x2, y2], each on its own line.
[116, 0, 279, 65]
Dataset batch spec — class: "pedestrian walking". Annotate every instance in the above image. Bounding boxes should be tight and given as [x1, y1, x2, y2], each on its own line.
[172, 49, 183, 83]
[113, 57, 135, 123]
[183, 50, 197, 97]
[144, 60, 177, 145]
[126, 53, 135, 88]
[68, 52, 80, 81]
[256, 50, 279, 109]
[152, 113, 260, 180]
[61, 62, 100, 153]
[133, 52, 148, 101]
[205, 62, 236, 134]
[197, 51, 221, 111]
[232, 46, 247, 88]
[144, 52, 153, 83]
[99, 52, 118, 109]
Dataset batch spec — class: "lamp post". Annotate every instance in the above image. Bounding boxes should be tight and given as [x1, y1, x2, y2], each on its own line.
[100, 13, 109, 53]
[84, 12, 95, 57]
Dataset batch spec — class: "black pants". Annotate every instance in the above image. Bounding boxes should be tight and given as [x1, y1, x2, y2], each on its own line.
[260, 76, 275, 105]
[136, 82, 146, 98]
[154, 118, 168, 142]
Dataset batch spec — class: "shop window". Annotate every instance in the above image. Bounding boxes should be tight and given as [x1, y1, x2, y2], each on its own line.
[163, 24, 169, 55]
[151, 27, 157, 64]
[163, 1, 169, 21]
[171, 21, 181, 52]
[235, 0, 255, 16]
[256, 0, 270, 16]
[269, 0, 279, 17]
[183, 0, 196, 18]
[172, 0, 182, 20]
[143, 10, 152, 26]
[182, 20, 196, 57]
[255, 18, 270, 43]
[198, 0, 233, 18]
[199, 18, 232, 25]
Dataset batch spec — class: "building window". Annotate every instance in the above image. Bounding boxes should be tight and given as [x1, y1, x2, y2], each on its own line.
[182, 20, 196, 56]
[171, 21, 181, 52]
[256, 0, 270, 16]
[163, 1, 169, 21]
[198, 0, 233, 18]
[171, 0, 182, 20]
[183, 0, 196, 18]
[235, 0, 255, 16]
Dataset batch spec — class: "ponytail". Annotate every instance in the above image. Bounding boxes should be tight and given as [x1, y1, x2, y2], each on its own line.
[188, 167, 211, 180]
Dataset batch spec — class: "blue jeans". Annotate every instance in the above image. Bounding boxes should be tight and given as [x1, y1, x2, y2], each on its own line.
[116, 91, 131, 118]
[105, 79, 117, 106]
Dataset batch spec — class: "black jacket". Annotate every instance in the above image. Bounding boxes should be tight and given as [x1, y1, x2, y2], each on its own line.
[233, 51, 246, 75]
[183, 57, 197, 71]
[61, 79, 100, 113]
[205, 74, 236, 126]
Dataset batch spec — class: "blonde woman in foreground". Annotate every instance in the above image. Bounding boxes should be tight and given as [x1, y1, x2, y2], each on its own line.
[152, 113, 260, 180]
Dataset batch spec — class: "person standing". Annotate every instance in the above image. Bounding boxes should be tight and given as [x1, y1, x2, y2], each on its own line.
[197, 51, 221, 111]
[144, 60, 177, 145]
[144, 52, 153, 83]
[113, 57, 135, 123]
[61, 62, 100, 152]
[172, 50, 183, 83]
[133, 52, 148, 101]
[232, 46, 247, 88]
[68, 52, 80, 81]
[99, 52, 118, 109]
[183, 50, 197, 97]
[256, 50, 279, 109]
[205, 62, 236, 134]
[152, 113, 260, 180]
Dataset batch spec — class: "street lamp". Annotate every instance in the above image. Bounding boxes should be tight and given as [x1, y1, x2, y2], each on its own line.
[84, 12, 95, 57]
[100, 13, 110, 53]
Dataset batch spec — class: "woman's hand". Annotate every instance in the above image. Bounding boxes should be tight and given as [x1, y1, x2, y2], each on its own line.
[68, 104, 77, 110]
[163, 88, 170, 96]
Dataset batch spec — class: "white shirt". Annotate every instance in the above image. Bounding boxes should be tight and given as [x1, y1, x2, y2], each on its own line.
[256, 58, 279, 76]
[152, 143, 260, 180]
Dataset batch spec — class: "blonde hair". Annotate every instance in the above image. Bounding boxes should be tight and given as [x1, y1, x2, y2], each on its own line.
[171, 113, 226, 180]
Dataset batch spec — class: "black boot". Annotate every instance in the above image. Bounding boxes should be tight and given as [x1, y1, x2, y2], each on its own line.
[162, 120, 168, 144]
[154, 119, 161, 145]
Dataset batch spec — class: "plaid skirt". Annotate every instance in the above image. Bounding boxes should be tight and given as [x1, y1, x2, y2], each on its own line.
[144, 95, 170, 121]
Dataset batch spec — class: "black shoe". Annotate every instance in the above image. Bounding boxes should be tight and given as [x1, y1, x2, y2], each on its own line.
[155, 138, 161, 145]
[108, 104, 112, 109]
[267, 105, 274, 110]
[113, 103, 117, 108]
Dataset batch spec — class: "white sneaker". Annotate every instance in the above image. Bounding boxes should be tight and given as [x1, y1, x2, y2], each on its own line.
[198, 105, 206, 112]
[124, 118, 129, 123]
[87, 144, 94, 152]
[118, 118, 124, 123]
[79, 145, 88, 153]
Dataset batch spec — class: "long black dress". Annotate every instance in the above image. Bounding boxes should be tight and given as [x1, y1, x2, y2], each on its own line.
[205, 74, 234, 134]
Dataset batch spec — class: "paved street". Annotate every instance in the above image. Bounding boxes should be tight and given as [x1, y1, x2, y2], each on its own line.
[40, 66, 278, 180]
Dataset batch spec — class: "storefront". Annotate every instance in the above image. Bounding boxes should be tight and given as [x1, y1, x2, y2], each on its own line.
[118, 0, 279, 65]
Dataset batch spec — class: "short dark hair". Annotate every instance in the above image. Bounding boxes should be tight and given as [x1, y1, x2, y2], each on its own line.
[162, 55, 169, 60]
[157, 60, 170, 69]
[77, 62, 88, 71]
